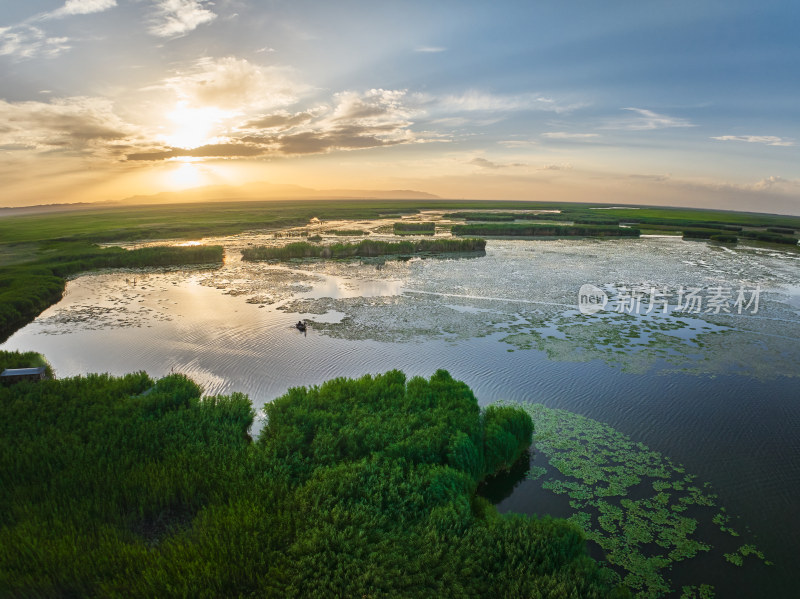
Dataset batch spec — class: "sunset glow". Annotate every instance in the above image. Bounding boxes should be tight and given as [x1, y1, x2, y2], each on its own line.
[0, 1, 798, 213]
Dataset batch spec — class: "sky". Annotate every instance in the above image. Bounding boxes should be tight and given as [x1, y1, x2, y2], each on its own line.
[1, 0, 799, 213]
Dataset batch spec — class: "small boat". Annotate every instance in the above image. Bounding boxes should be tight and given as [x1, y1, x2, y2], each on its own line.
[296, 321, 307, 332]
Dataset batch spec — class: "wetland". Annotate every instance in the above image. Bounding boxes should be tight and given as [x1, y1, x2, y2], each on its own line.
[2, 203, 799, 597]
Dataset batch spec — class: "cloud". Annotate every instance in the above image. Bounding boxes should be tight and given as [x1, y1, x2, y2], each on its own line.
[542, 132, 600, 140]
[243, 111, 317, 130]
[469, 157, 526, 169]
[603, 108, 695, 131]
[0, 25, 71, 59]
[0, 97, 134, 154]
[752, 176, 800, 191]
[415, 46, 446, 53]
[46, 0, 117, 19]
[148, 0, 217, 38]
[276, 129, 410, 155]
[711, 135, 794, 147]
[247, 89, 417, 155]
[0, 1, 116, 59]
[498, 139, 537, 148]
[470, 157, 502, 169]
[161, 57, 301, 112]
[332, 89, 412, 121]
[278, 89, 417, 154]
[126, 143, 265, 161]
[440, 91, 585, 114]
[629, 173, 671, 182]
[130, 88, 421, 160]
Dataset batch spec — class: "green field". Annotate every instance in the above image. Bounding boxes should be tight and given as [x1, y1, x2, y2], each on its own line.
[0, 200, 560, 244]
[3, 199, 800, 245]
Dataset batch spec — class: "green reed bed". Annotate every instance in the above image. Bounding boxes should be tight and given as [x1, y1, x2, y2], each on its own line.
[450, 212, 517, 222]
[393, 222, 436, 234]
[452, 223, 641, 238]
[241, 238, 486, 261]
[327, 229, 369, 236]
[0, 244, 223, 343]
[0, 364, 626, 598]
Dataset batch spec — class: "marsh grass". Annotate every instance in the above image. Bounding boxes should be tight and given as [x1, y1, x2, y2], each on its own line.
[452, 223, 641, 237]
[327, 229, 368, 236]
[241, 238, 486, 261]
[0, 365, 627, 598]
[0, 244, 223, 342]
[393, 222, 436, 235]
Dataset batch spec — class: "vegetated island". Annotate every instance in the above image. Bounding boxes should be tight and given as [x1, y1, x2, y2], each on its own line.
[447, 207, 799, 245]
[683, 229, 798, 245]
[0, 361, 628, 598]
[452, 223, 641, 238]
[394, 221, 436, 235]
[327, 229, 369, 236]
[241, 238, 486, 261]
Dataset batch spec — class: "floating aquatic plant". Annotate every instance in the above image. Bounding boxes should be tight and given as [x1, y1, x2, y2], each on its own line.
[679, 584, 715, 599]
[499, 402, 770, 598]
[527, 465, 547, 480]
[723, 544, 771, 567]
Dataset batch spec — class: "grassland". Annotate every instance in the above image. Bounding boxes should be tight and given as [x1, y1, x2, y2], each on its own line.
[3, 199, 800, 245]
[0, 199, 571, 244]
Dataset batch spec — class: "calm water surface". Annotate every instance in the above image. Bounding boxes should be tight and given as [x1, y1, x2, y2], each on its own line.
[3, 225, 799, 597]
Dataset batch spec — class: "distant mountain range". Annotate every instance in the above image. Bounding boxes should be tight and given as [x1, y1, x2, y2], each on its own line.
[0, 183, 439, 216]
[118, 182, 439, 205]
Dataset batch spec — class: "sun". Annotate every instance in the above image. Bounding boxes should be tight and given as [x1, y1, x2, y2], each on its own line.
[164, 160, 204, 189]
[160, 101, 230, 149]
[159, 158, 238, 191]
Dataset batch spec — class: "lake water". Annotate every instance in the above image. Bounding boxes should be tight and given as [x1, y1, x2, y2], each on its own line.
[3, 220, 799, 598]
